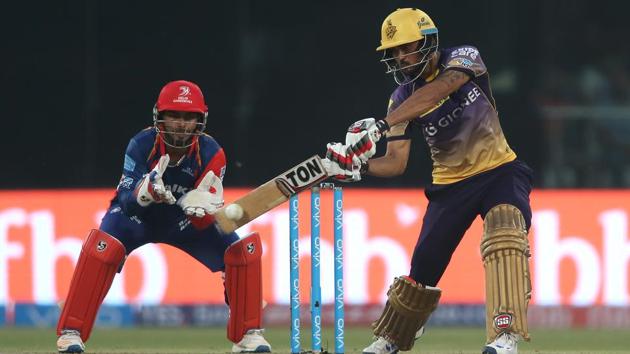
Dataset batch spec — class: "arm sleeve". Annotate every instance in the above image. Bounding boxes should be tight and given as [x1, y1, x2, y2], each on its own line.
[443, 46, 487, 77]
[189, 148, 227, 230]
[115, 139, 150, 217]
[195, 148, 226, 188]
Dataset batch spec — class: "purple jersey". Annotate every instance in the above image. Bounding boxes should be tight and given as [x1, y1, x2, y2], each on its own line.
[112, 128, 226, 226]
[386, 45, 516, 184]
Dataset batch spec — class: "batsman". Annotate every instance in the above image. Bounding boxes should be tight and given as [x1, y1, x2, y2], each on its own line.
[56, 80, 271, 353]
[324, 8, 533, 354]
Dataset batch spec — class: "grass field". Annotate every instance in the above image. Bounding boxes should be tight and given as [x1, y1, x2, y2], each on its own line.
[0, 326, 628, 353]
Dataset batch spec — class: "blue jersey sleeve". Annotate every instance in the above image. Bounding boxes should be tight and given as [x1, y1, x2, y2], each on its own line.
[115, 138, 151, 217]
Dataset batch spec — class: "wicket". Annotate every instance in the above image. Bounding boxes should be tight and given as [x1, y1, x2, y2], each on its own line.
[289, 183, 344, 354]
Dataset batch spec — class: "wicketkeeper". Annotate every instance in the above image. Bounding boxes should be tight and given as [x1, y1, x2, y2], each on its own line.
[56, 80, 271, 353]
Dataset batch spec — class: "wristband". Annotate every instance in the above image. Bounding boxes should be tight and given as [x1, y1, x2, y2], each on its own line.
[375, 119, 390, 133]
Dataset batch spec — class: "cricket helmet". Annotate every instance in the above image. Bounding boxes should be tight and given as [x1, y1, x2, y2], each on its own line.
[377, 8, 439, 85]
[153, 80, 208, 148]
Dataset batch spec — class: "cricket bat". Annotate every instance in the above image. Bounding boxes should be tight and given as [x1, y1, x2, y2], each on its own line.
[214, 155, 329, 234]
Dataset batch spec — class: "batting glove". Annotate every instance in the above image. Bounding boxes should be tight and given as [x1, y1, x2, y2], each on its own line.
[345, 118, 389, 162]
[323, 142, 363, 182]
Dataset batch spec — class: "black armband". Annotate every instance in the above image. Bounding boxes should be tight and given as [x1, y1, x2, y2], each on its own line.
[375, 119, 390, 133]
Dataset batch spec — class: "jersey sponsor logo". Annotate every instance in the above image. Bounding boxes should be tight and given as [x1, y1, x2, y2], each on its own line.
[166, 184, 190, 196]
[182, 167, 195, 177]
[247, 242, 256, 254]
[178, 218, 191, 231]
[422, 87, 481, 137]
[124, 154, 136, 172]
[447, 58, 473, 68]
[450, 47, 479, 60]
[117, 175, 134, 190]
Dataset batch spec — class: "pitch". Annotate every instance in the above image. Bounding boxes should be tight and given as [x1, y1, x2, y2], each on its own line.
[0, 326, 627, 353]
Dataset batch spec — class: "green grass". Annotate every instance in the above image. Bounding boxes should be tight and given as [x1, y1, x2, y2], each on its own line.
[0, 326, 628, 353]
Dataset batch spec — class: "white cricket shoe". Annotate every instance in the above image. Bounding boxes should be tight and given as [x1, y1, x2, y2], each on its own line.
[362, 337, 399, 354]
[232, 329, 272, 353]
[57, 329, 85, 353]
[482, 332, 518, 354]
[362, 326, 425, 354]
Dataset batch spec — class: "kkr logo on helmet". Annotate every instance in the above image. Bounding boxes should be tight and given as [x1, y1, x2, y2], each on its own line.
[96, 240, 108, 252]
[246, 242, 256, 254]
[385, 19, 397, 40]
[493, 313, 513, 330]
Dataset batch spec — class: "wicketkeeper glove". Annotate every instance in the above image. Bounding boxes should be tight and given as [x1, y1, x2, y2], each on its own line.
[177, 171, 224, 217]
[135, 155, 177, 206]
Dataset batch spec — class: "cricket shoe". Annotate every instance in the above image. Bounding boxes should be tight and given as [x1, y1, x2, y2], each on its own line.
[362, 326, 425, 354]
[482, 332, 518, 354]
[232, 329, 272, 353]
[57, 329, 85, 353]
[362, 337, 399, 354]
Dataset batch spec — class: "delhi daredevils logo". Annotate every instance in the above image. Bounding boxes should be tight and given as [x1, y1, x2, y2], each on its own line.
[179, 86, 191, 96]
[494, 313, 513, 330]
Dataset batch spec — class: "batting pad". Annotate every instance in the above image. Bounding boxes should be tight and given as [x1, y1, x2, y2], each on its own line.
[373, 276, 441, 351]
[224, 232, 263, 343]
[481, 204, 531, 343]
[56, 229, 126, 342]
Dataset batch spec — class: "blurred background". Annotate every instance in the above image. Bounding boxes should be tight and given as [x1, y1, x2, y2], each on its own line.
[2, 0, 630, 352]
[4, 0, 629, 189]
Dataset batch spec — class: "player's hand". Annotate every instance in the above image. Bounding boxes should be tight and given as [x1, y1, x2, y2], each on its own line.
[135, 155, 176, 206]
[345, 118, 390, 162]
[323, 142, 362, 182]
[177, 171, 224, 217]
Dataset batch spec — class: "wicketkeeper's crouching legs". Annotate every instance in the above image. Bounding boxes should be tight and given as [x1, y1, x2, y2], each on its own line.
[224, 232, 271, 353]
[56, 229, 126, 353]
[481, 204, 531, 354]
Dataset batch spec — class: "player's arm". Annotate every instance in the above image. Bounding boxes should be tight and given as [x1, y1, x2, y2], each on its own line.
[116, 139, 175, 216]
[116, 141, 151, 216]
[384, 69, 470, 127]
[363, 139, 411, 177]
[343, 70, 470, 163]
[177, 148, 226, 229]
